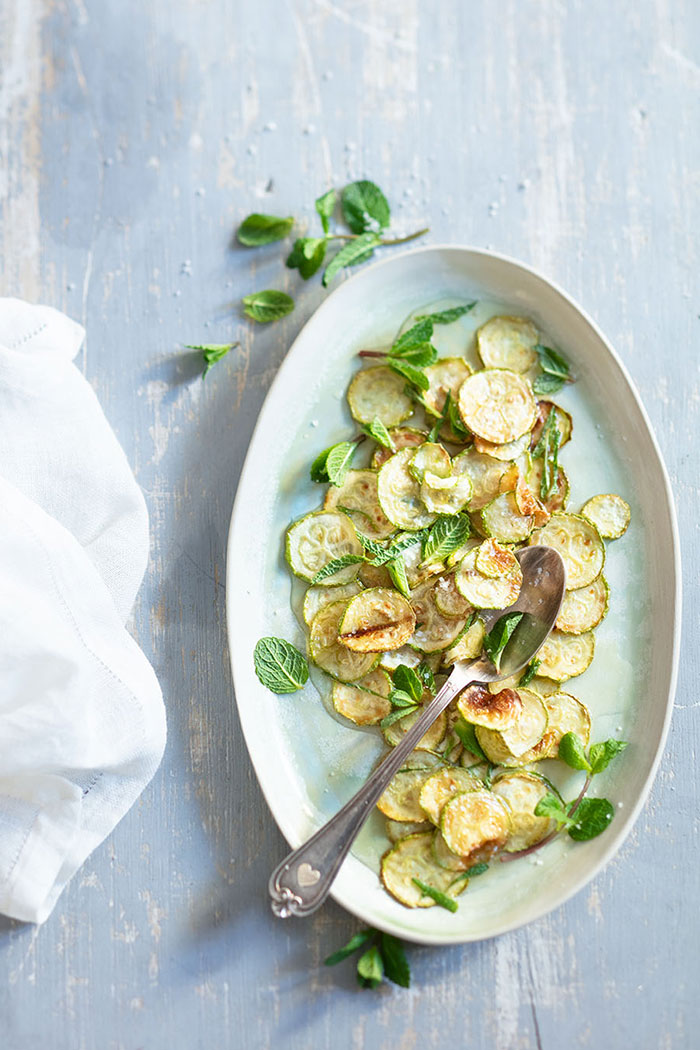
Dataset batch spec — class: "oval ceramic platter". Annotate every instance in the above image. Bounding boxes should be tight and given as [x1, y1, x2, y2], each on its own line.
[226, 246, 680, 945]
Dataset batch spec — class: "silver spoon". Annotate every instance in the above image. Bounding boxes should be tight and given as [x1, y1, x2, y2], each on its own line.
[269, 545, 565, 918]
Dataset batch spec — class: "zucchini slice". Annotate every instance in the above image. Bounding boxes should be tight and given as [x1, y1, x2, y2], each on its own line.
[433, 574, 473, 618]
[377, 760, 443, 821]
[432, 830, 471, 872]
[458, 369, 537, 444]
[491, 771, 556, 852]
[347, 365, 413, 426]
[442, 618, 486, 665]
[530, 400, 573, 449]
[525, 459, 569, 513]
[452, 449, 511, 511]
[308, 600, 378, 681]
[498, 688, 548, 755]
[581, 493, 631, 540]
[476, 689, 548, 763]
[475, 538, 520, 578]
[478, 492, 534, 544]
[324, 469, 395, 540]
[302, 580, 362, 627]
[555, 576, 609, 634]
[473, 432, 530, 462]
[378, 645, 422, 672]
[331, 668, 392, 725]
[440, 790, 511, 864]
[380, 832, 467, 908]
[454, 548, 522, 609]
[530, 512, 605, 589]
[385, 818, 432, 843]
[476, 316, 539, 373]
[409, 442, 451, 482]
[420, 471, 473, 515]
[419, 766, 483, 824]
[377, 448, 437, 531]
[543, 691, 592, 751]
[537, 629, 595, 681]
[456, 683, 523, 731]
[371, 426, 426, 469]
[358, 561, 393, 589]
[382, 705, 448, 752]
[286, 510, 363, 584]
[423, 357, 472, 416]
[401, 542, 445, 588]
[409, 579, 470, 652]
[339, 587, 416, 653]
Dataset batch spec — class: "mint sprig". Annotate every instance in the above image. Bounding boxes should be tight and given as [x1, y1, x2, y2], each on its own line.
[325, 928, 410, 989]
[185, 342, 240, 379]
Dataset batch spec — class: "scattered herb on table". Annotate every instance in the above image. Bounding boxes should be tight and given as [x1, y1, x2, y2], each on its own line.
[324, 928, 410, 989]
[185, 342, 240, 379]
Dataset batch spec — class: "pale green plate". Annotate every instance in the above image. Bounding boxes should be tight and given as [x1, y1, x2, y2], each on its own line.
[226, 246, 680, 945]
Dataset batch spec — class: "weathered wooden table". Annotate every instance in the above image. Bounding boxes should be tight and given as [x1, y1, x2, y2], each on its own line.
[1, 1, 697, 1046]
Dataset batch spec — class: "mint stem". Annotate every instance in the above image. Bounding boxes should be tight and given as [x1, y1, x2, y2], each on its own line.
[500, 776, 592, 863]
[327, 227, 429, 246]
[358, 349, 389, 359]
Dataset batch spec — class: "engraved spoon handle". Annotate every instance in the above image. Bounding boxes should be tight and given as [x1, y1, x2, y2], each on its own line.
[268, 661, 484, 917]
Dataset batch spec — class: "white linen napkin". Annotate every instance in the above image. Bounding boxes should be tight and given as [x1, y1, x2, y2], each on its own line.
[0, 299, 165, 923]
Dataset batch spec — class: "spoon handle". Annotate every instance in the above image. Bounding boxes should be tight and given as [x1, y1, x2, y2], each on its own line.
[268, 664, 479, 917]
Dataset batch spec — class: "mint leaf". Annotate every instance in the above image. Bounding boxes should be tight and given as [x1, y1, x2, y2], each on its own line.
[536, 343, 571, 381]
[388, 358, 430, 391]
[568, 797, 615, 841]
[341, 180, 390, 234]
[286, 237, 327, 279]
[359, 529, 427, 566]
[422, 514, 472, 563]
[324, 928, 375, 966]
[311, 554, 366, 584]
[415, 303, 477, 325]
[558, 732, 591, 772]
[360, 417, 394, 450]
[411, 878, 458, 912]
[322, 233, 381, 286]
[392, 665, 423, 702]
[254, 637, 309, 693]
[315, 188, 337, 235]
[356, 944, 385, 988]
[310, 446, 335, 483]
[518, 658, 541, 687]
[242, 290, 295, 323]
[391, 318, 434, 354]
[389, 343, 437, 368]
[389, 689, 419, 709]
[540, 417, 561, 500]
[185, 342, 239, 379]
[237, 212, 294, 246]
[427, 391, 452, 442]
[588, 738, 629, 776]
[325, 441, 359, 485]
[416, 660, 436, 693]
[449, 861, 489, 886]
[483, 611, 524, 672]
[534, 792, 573, 828]
[379, 933, 410, 988]
[533, 372, 566, 396]
[448, 398, 471, 440]
[387, 556, 410, 599]
[454, 719, 487, 761]
[380, 707, 416, 728]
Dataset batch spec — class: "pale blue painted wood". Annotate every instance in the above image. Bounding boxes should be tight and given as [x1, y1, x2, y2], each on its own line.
[0, 0, 698, 1047]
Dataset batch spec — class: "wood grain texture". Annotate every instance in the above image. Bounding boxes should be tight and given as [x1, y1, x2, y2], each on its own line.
[0, 0, 697, 1047]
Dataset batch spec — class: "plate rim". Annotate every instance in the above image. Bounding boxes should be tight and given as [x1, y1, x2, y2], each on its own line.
[225, 243, 681, 945]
